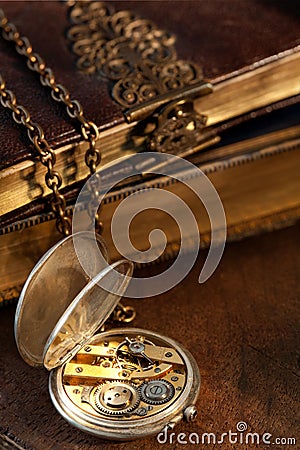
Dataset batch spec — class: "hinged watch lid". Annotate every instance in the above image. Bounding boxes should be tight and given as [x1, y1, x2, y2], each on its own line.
[15, 231, 133, 370]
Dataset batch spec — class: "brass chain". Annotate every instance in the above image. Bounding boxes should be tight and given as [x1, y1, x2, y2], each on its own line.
[100, 303, 136, 331]
[0, 5, 135, 322]
[0, 74, 72, 236]
[0, 8, 103, 234]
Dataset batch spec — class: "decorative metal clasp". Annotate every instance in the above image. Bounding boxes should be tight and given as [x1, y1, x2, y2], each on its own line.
[146, 98, 218, 155]
[67, 1, 218, 155]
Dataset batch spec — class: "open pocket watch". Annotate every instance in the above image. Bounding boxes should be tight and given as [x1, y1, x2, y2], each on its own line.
[15, 231, 200, 441]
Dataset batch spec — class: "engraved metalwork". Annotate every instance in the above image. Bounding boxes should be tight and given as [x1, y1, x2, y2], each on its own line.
[67, 1, 215, 154]
[148, 99, 208, 155]
[67, 1, 203, 109]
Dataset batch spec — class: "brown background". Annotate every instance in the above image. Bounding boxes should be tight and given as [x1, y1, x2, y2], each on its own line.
[0, 224, 299, 449]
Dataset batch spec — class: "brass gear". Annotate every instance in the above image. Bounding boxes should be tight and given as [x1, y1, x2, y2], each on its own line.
[93, 381, 140, 416]
[139, 379, 175, 405]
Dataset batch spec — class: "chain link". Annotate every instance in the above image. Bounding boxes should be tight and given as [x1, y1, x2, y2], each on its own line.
[100, 303, 136, 331]
[0, 5, 135, 323]
[114, 303, 136, 323]
[0, 7, 102, 233]
[0, 73, 72, 235]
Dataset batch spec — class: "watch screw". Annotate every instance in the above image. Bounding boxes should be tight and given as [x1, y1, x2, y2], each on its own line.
[119, 370, 130, 378]
[84, 346, 91, 352]
[171, 376, 178, 382]
[183, 405, 198, 422]
[154, 367, 161, 373]
[165, 352, 173, 357]
[136, 407, 147, 416]
[75, 367, 83, 373]
[73, 389, 80, 394]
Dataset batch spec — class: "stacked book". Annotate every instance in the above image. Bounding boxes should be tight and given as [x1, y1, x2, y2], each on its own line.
[0, 0, 299, 305]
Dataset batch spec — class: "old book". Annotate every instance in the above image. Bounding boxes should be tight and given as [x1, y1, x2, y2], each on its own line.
[1, 103, 300, 306]
[0, 1, 300, 305]
[0, 0, 300, 220]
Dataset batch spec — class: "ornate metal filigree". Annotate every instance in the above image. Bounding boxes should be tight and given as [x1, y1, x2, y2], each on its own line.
[148, 100, 208, 155]
[67, 1, 203, 110]
[67, 1, 215, 154]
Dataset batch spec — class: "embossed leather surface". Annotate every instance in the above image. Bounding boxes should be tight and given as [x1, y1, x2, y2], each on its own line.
[0, 0, 300, 172]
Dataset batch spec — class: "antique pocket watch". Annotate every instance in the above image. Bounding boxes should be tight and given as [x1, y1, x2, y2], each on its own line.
[15, 231, 200, 441]
[2, 5, 200, 439]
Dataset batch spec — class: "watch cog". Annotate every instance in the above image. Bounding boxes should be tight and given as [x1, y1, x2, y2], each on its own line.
[116, 338, 155, 371]
[139, 379, 175, 405]
[93, 381, 140, 416]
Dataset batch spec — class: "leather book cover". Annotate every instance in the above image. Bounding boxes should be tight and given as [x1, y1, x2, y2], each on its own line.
[0, 0, 300, 168]
[0, 1, 300, 305]
[0, 0, 299, 225]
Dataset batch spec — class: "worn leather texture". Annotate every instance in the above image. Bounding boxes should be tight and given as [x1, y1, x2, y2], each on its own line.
[0, 225, 299, 449]
[0, 0, 300, 171]
[0, 1, 123, 172]
[113, 0, 300, 81]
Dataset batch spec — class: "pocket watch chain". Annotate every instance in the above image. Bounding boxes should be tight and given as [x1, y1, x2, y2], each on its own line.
[0, 8, 102, 235]
[0, 8, 135, 324]
[0, 74, 72, 235]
